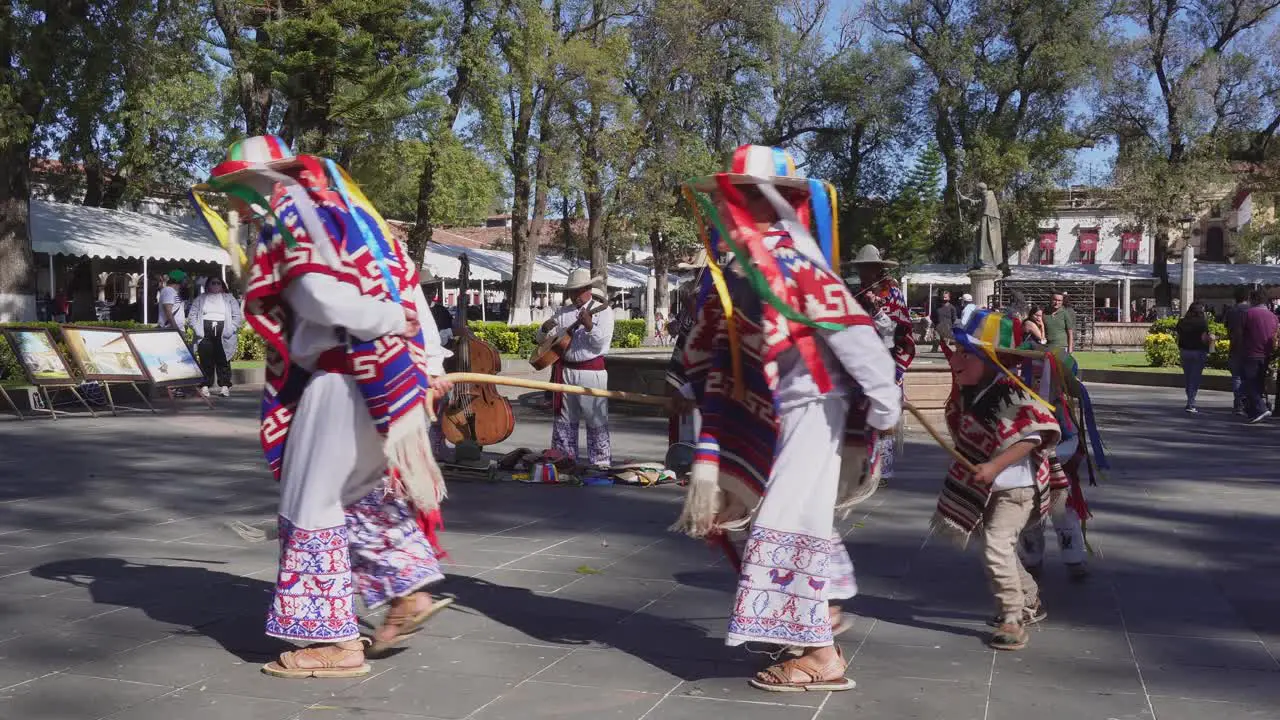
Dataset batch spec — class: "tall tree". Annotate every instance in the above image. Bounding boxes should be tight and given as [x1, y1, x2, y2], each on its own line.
[1101, 0, 1280, 305]
[0, 1, 96, 316]
[874, 143, 945, 265]
[407, 0, 499, 265]
[872, 0, 1107, 263]
[56, 1, 217, 209]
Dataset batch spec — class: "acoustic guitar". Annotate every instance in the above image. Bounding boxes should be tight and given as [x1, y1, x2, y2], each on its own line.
[528, 301, 610, 370]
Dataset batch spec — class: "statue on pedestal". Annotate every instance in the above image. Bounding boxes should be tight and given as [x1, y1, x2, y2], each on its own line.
[959, 183, 1009, 276]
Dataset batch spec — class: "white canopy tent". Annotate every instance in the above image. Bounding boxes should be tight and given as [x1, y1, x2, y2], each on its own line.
[29, 199, 231, 323]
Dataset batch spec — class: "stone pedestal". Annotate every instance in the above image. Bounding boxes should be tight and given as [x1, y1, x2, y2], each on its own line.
[968, 267, 1001, 309]
[1179, 247, 1196, 313]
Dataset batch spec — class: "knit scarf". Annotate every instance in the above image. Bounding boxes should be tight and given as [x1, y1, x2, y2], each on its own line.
[244, 170, 444, 513]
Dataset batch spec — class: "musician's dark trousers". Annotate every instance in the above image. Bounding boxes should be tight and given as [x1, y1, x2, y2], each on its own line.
[198, 320, 232, 388]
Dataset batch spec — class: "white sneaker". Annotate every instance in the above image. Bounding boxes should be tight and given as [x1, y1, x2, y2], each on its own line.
[219, 386, 231, 397]
[198, 386, 211, 398]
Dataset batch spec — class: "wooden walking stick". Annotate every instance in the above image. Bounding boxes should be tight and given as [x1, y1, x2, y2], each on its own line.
[438, 372, 677, 410]
[903, 402, 980, 473]
[437, 374, 979, 473]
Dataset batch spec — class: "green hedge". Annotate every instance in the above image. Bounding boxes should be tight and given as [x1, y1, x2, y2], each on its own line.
[0, 321, 266, 383]
[2, 317, 645, 382]
[468, 318, 649, 357]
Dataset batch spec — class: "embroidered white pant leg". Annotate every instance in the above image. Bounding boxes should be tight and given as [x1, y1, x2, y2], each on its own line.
[558, 367, 611, 467]
[269, 372, 439, 643]
[727, 393, 850, 648]
[1018, 439, 1088, 568]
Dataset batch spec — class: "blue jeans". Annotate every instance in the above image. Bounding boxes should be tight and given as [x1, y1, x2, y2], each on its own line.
[1240, 357, 1270, 417]
[1180, 350, 1208, 408]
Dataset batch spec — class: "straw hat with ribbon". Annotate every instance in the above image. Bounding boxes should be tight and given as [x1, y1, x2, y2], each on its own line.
[189, 135, 395, 280]
[953, 308, 1053, 409]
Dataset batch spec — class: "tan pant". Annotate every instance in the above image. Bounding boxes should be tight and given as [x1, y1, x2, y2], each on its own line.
[982, 487, 1041, 621]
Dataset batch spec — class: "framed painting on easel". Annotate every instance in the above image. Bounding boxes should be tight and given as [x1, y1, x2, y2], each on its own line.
[124, 329, 212, 410]
[59, 326, 155, 415]
[0, 328, 95, 419]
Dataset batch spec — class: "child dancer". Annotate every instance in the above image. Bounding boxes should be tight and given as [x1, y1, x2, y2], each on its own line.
[934, 310, 1066, 651]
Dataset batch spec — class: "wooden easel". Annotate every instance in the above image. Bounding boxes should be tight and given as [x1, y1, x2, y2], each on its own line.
[0, 386, 22, 420]
[100, 381, 157, 416]
[23, 383, 97, 420]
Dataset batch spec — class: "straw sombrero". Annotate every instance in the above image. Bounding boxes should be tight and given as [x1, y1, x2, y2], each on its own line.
[564, 268, 603, 291]
[850, 244, 898, 268]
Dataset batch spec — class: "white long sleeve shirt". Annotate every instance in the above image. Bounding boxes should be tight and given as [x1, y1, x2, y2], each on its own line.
[282, 275, 447, 375]
[536, 301, 614, 363]
[772, 324, 902, 431]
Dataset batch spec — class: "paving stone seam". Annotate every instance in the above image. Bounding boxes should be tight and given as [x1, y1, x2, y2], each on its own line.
[1109, 578, 1159, 719]
[457, 581, 684, 719]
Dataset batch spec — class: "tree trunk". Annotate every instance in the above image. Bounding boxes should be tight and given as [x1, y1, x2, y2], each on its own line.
[507, 80, 537, 325]
[0, 143, 36, 319]
[528, 101, 554, 259]
[409, 0, 477, 272]
[1153, 224, 1172, 307]
[649, 226, 670, 320]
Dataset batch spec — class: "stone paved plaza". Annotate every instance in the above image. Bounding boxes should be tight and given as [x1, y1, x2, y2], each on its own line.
[0, 383, 1277, 720]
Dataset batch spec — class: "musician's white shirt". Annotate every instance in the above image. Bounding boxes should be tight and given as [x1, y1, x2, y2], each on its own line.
[537, 300, 615, 363]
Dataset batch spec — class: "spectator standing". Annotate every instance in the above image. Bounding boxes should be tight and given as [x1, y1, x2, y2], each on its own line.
[1174, 303, 1212, 414]
[1023, 306, 1048, 348]
[1240, 289, 1279, 423]
[1223, 286, 1251, 414]
[1042, 293, 1075, 353]
[958, 293, 976, 327]
[187, 277, 242, 398]
[931, 291, 957, 351]
[157, 270, 187, 329]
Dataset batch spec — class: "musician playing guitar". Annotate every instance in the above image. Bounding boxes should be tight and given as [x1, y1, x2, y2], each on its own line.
[536, 268, 615, 470]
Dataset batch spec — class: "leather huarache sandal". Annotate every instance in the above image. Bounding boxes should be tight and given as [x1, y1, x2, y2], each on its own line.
[749, 647, 855, 693]
[261, 643, 370, 679]
[988, 620, 1028, 651]
[366, 594, 455, 655]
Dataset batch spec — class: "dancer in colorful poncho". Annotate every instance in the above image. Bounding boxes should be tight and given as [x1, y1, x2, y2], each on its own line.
[850, 244, 915, 481]
[194, 136, 453, 678]
[672, 145, 901, 692]
[936, 310, 1066, 651]
[1018, 349, 1109, 580]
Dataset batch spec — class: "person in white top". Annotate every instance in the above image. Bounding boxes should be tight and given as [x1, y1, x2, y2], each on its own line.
[156, 270, 187, 329]
[195, 135, 452, 680]
[669, 145, 901, 693]
[536, 268, 615, 469]
[958, 292, 977, 327]
[186, 277, 243, 397]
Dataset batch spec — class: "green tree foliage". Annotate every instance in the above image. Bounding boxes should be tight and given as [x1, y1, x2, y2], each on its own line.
[872, 0, 1107, 263]
[349, 137, 500, 226]
[1097, 0, 1280, 305]
[874, 144, 944, 266]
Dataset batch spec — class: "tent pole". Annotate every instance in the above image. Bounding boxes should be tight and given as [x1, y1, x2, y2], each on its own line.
[48, 254, 55, 299]
[480, 278, 486, 321]
[142, 258, 149, 324]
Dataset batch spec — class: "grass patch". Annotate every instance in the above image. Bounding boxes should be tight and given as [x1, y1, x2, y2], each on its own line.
[1073, 351, 1229, 376]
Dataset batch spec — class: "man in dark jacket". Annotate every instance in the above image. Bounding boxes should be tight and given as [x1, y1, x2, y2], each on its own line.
[931, 290, 957, 351]
[1223, 286, 1251, 414]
